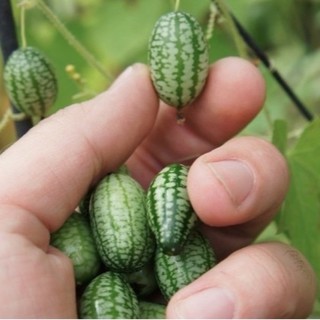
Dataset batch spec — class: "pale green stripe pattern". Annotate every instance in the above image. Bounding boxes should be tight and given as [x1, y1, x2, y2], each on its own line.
[79, 272, 139, 319]
[146, 163, 197, 255]
[138, 301, 166, 319]
[50, 211, 101, 286]
[3, 46, 57, 117]
[149, 11, 209, 109]
[155, 231, 216, 300]
[90, 173, 155, 272]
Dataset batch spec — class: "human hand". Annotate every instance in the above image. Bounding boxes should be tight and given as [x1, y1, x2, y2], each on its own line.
[0, 58, 316, 318]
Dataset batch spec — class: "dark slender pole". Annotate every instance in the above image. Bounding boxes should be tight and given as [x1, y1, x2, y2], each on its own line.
[0, 0, 33, 137]
[229, 12, 314, 122]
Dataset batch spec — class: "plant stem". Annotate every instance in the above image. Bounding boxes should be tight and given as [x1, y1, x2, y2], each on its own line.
[0, 109, 11, 134]
[0, 0, 33, 137]
[212, 0, 248, 58]
[175, 0, 180, 12]
[20, 4, 27, 48]
[229, 10, 314, 122]
[35, 0, 113, 84]
[211, 0, 314, 122]
[205, 2, 219, 41]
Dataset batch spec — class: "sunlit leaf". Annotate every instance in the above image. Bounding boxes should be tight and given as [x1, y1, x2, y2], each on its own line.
[278, 118, 320, 303]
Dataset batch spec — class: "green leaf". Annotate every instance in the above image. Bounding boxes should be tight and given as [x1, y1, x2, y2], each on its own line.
[272, 119, 288, 155]
[278, 118, 320, 301]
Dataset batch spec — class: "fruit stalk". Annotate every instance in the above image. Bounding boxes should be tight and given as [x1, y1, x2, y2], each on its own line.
[174, 0, 180, 11]
[0, 0, 33, 137]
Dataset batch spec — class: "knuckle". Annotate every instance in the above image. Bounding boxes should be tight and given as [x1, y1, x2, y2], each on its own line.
[245, 243, 317, 317]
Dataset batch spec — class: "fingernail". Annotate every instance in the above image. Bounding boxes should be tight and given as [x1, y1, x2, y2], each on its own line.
[109, 63, 145, 91]
[173, 288, 235, 319]
[208, 160, 254, 206]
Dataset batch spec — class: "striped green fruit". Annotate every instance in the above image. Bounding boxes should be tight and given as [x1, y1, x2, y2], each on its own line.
[90, 172, 155, 272]
[146, 163, 197, 255]
[3, 46, 57, 117]
[155, 230, 216, 300]
[149, 11, 209, 109]
[79, 271, 139, 319]
[50, 211, 101, 286]
[139, 301, 166, 319]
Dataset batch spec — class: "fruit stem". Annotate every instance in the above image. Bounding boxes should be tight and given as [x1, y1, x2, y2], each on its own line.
[35, 0, 113, 84]
[19, 4, 27, 48]
[174, 0, 180, 12]
[176, 110, 186, 125]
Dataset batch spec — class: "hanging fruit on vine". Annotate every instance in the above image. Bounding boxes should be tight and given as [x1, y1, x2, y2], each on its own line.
[148, 10, 209, 117]
[3, 46, 58, 119]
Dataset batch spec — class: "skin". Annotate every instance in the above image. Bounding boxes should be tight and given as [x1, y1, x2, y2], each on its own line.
[0, 58, 316, 318]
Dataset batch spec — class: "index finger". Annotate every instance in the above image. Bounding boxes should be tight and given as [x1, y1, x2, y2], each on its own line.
[0, 64, 159, 232]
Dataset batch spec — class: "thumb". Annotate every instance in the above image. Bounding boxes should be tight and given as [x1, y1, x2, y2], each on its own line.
[0, 63, 159, 231]
[166, 242, 316, 319]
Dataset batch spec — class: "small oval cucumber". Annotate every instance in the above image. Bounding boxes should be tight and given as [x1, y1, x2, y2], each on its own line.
[50, 211, 101, 286]
[149, 11, 209, 109]
[3, 46, 57, 117]
[79, 271, 139, 319]
[155, 230, 216, 300]
[139, 301, 166, 319]
[90, 172, 155, 272]
[146, 163, 197, 255]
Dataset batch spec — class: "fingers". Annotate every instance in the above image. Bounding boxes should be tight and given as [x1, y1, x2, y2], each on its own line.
[187, 136, 289, 258]
[166, 242, 317, 319]
[127, 57, 266, 187]
[0, 64, 159, 231]
[184, 56, 266, 146]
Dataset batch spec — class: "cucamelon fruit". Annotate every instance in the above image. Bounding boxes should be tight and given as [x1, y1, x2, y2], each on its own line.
[79, 271, 139, 319]
[115, 164, 130, 175]
[90, 172, 155, 272]
[146, 163, 197, 255]
[155, 230, 216, 300]
[138, 301, 166, 319]
[50, 211, 101, 286]
[149, 11, 209, 110]
[3, 46, 58, 118]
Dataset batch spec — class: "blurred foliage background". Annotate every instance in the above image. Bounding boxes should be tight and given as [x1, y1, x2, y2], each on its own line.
[2, 0, 320, 138]
[1, 0, 320, 316]
[1, 0, 320, 140]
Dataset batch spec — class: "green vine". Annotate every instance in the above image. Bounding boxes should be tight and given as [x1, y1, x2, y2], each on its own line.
[174, 0, 181, 12]
[19, 3, 27, 48]
[211, 0, 248, 59]
[35, 0, 113, 84]
[0, 108, 28, 134]
[205, 2, 220, 42]
[0, 109, 11, 133]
